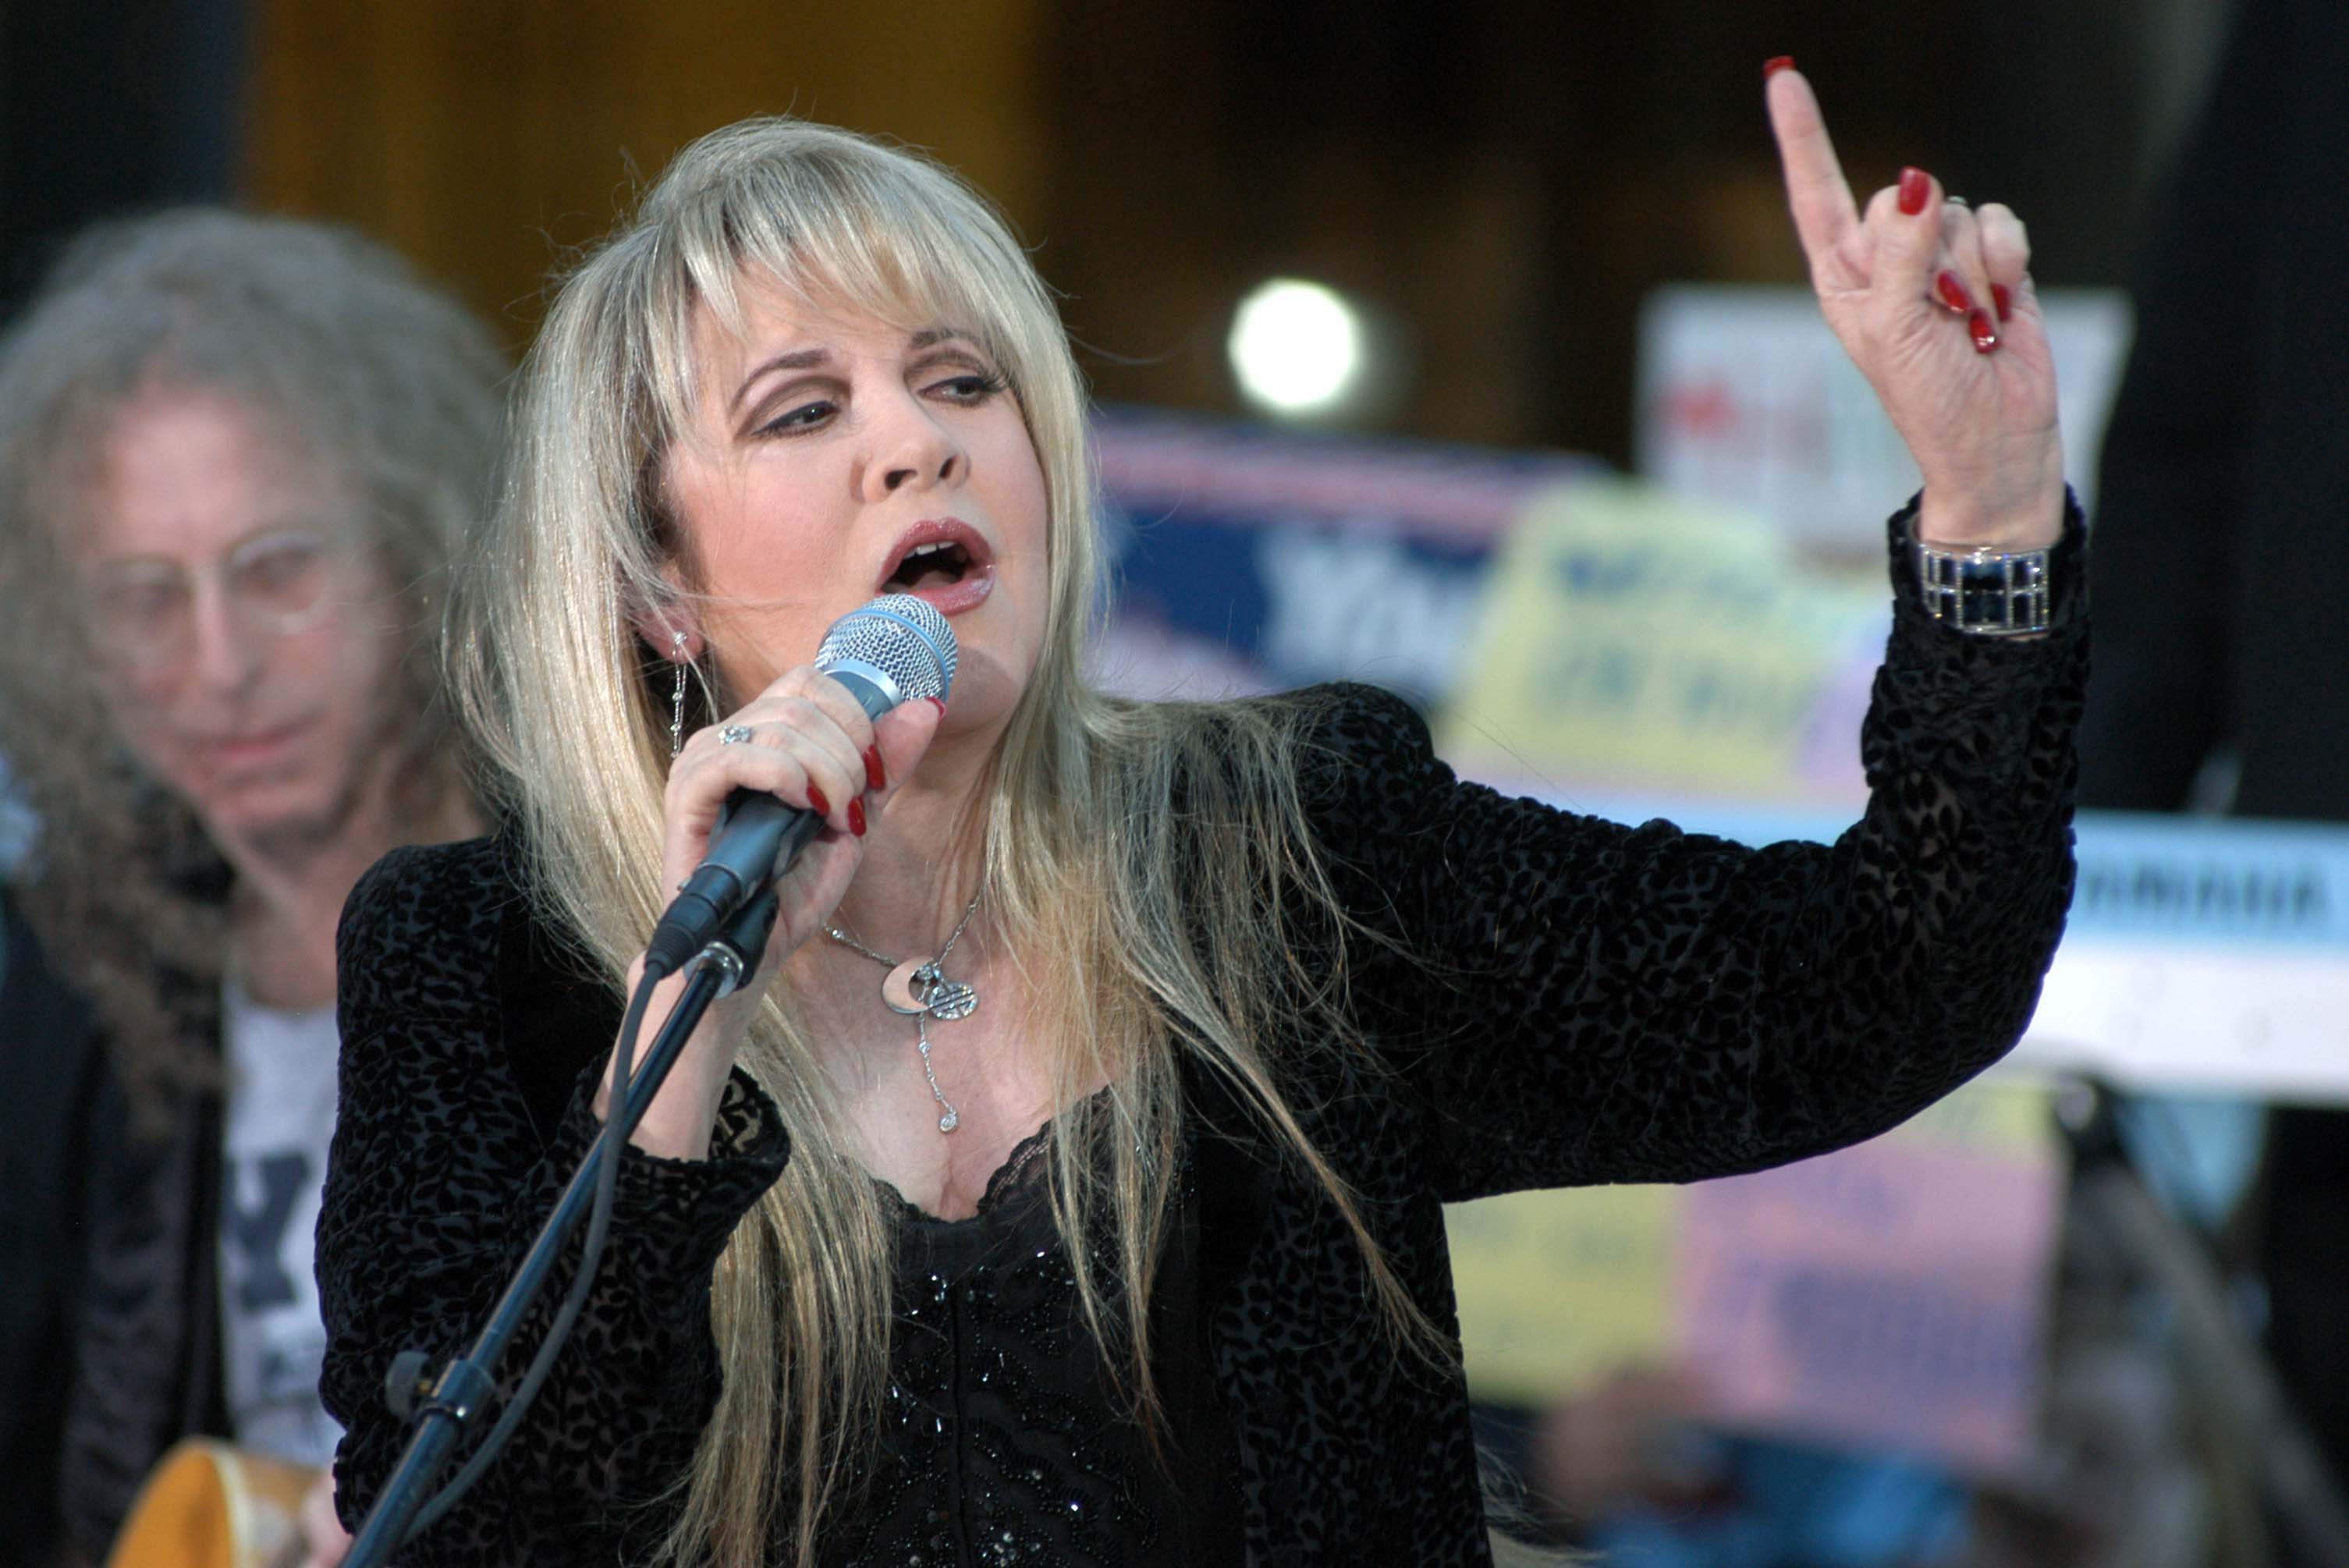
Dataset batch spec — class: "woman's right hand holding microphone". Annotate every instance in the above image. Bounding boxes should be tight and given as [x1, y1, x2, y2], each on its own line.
[601, 662, 946, 1159]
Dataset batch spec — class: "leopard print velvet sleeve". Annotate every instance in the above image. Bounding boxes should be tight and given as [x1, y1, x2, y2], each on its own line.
[318, 839, 789, 1559]
[1304, 497, 2087, 1204]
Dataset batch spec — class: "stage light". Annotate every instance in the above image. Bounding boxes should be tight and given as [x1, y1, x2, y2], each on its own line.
[1228, 278, 1367, 418]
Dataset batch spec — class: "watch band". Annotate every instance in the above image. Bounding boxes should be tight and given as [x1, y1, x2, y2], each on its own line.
[1914, 537, 2052, 637]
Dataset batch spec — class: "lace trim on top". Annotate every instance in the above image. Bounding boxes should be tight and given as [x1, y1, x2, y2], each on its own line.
[883, 1085, 1112, 1226]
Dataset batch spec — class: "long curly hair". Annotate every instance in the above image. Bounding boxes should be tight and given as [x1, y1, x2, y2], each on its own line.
[0, 208, 508, 1126]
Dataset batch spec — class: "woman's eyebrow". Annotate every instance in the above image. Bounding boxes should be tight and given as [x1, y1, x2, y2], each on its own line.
[729, 330, 981, 415]
[729, 346, 833, 416]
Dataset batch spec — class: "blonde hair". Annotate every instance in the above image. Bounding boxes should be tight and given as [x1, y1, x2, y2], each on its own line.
[0, 208, 505, 1125]
[449, 118, 1444, 1566]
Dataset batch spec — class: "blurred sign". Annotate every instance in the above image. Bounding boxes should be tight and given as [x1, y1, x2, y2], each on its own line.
[2019, 812, 2349, 1102]
[1673, 1087, 2063, 1476]
[1441, 1183, 1678, 1402]
[1447, 1081, 2065, 1478]
[1091, 406, 1599, 703]
[1635, 285, 2131, 555]
[1435, 478, 1882, 800]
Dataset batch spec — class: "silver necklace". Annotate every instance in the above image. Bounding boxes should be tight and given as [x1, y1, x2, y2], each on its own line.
[824, 892, 982, 1133]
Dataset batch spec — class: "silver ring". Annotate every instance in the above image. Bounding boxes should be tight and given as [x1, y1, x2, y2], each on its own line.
[719, 724, 756, 745]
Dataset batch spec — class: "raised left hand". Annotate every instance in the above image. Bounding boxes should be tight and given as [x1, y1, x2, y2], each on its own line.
[1767, 62, 2064, 548]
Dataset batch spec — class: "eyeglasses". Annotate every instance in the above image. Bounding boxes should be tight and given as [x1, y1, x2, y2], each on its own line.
[79, 529, 357, 667]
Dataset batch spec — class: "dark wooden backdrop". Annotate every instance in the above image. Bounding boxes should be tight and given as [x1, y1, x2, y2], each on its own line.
[225, 0, 2202, 464]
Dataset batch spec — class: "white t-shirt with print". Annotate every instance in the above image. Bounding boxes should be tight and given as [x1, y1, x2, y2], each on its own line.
[216, 977, 344, 1467]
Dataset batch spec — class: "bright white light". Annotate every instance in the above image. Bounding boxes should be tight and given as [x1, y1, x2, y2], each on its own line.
[1228, 278, 1364, 417]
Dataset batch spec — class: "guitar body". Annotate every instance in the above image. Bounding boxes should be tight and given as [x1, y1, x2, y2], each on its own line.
[107, 1440, 321, 1568]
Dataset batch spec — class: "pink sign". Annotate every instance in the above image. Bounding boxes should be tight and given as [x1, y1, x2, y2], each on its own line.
[1674, 1135, 2064, 1476]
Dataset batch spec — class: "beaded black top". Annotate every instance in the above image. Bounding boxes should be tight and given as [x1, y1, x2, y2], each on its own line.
[820, 1119, 1242, 1567]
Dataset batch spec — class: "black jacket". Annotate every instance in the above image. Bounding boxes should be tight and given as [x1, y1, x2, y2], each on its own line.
[0, 889, 231, 1563]
[54, 988, 231, 1560]
[0, 892, 115, 1566]
[321, 504, 2086, 1564]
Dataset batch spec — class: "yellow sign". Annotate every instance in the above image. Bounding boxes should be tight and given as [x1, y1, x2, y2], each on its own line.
[1436, 480, 1884, 796]
[1446, 1182, 1679, 1406]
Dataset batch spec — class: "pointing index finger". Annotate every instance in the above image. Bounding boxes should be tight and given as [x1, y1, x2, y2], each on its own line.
[1767, 67, 1861, 275]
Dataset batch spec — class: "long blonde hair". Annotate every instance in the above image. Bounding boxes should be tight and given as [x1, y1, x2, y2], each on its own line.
[449, 118, 1445, 1565]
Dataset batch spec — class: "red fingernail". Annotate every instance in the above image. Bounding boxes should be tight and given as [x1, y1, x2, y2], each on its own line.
[1968, 310, 1999, 353]
[864, 745, 885, 791]
[925, 696, 946, 715]
[1898, 167, 1931, 216]
[1935, 271, 1972, 314]
[1763, 55, 1794, 79]
[847, 797, 867, 837]
[1991, 282, 2012, 321]
[807, 784, 831, 818]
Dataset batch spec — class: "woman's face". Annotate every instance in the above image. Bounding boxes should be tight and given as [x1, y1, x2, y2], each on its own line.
[662, 282, 1051, 740]
[72, 392, 408, 854]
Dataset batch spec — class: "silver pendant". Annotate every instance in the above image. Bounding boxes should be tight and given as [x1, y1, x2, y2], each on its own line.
[881, 958, 978, 1021]
[917, 962, 978, 1021]
[880, 960, 929, 1015]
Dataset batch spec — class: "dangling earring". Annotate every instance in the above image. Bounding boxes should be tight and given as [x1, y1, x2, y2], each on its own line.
[669, 630, 689, 759]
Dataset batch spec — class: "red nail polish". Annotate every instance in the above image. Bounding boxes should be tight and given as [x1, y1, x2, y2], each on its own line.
[864, 745, 885, 791]
[1763, 55, 1794, 79]
[1935, 271, 1972, 314]
[925, 696, 947, 715]
[1968, 310, 1999, 353]
[848, 797, 867, 837]
[807, 784, 831, 818]
[1898, 167, 1931, 216]
[1991, 283, 2012, 321]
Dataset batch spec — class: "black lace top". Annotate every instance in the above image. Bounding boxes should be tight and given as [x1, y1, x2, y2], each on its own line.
[321, 498, 2089, 1566]
[823, 1112, 1243, 1567]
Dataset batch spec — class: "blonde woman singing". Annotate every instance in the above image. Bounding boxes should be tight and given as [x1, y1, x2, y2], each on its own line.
[321, 63, 2084, 1566]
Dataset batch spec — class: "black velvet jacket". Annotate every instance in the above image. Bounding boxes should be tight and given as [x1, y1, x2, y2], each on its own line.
[321, 504, 2087, 1566]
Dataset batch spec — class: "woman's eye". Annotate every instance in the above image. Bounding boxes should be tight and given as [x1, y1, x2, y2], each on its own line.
[756, 399, 836, 436]
[929, 372, 1006, 403]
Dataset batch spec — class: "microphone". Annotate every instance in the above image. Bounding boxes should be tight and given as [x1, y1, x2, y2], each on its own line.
[641, 595, 956, 975]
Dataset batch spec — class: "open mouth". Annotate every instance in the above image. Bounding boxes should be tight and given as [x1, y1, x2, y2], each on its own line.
[882, 538, 976, 594]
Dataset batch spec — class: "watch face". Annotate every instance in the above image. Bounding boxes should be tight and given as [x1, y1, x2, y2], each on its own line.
[1918, 543, 2050, 634]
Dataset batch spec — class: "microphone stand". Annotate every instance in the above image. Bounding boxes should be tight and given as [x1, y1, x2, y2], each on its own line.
[343, 889, 779, 1568]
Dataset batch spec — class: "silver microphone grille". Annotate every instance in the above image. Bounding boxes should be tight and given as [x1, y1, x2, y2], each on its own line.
[815, 595, 957, 703]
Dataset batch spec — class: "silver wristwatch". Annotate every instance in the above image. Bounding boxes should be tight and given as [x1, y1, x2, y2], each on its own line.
[1914, 537, 2052, 636]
